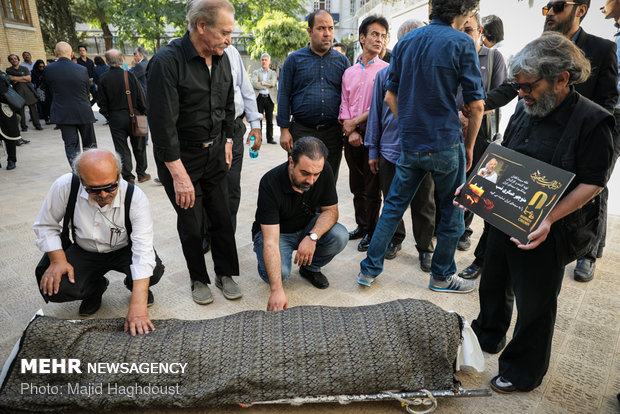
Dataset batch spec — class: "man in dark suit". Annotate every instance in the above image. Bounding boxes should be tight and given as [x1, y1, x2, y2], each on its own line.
[43, 42, 97, 166]
[130, 47, 148, 98]
[471, 0, 618, 283]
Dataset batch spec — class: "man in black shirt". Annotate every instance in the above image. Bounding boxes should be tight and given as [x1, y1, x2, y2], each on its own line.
[147, 0, 240, 305]
[6, 54, 42, 131]
[252, 137, 348, 311]
[456, 33, 614, 394]
[76, 44, 95, 105]
[98, 49, 150, 184]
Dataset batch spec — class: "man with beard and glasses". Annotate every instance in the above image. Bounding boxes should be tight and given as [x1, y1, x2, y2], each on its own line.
[479, 0, 618, 283]
[455, 33, 614, 394]
[251, 137, 348, 311]
[34, 149, 164, 335]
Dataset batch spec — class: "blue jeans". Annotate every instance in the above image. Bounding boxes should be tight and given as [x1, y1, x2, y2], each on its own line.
[253, 216, 348, 282]
[360, 143, 465, 281]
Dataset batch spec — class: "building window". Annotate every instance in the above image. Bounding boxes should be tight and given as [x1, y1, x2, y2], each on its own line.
[1, 0, 30, 24]
[314, 0, 330, 11]
[350, 0, 356, 14]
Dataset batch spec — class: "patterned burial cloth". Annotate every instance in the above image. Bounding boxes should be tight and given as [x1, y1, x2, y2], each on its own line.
[0, 299, 462, 412]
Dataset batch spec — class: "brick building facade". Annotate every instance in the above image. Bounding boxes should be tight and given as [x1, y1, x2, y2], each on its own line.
[0, 0, 46, 67]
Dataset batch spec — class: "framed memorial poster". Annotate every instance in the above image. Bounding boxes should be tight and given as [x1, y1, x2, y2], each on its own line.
[455, 143, 575, 244]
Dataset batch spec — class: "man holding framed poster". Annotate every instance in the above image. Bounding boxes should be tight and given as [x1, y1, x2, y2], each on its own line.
[455, 33, 614, 394]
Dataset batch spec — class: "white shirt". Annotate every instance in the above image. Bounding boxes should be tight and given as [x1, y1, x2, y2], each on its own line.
[20, 62, 34, 72]
[33, 173, 156, 280]
[259, 69, 270, 95]
[224, 46, 261, 129]
[477, 168, 498, 184]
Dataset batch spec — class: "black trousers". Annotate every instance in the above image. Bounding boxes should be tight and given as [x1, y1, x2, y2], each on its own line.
[256, 95, 274, 142]
[156, 140, 239, 284]
[344, 138, 381, 234]
[289, 121, 343, 183]
[108, 111, 148, 180]
[59, 123, 97, 166]
[379, 156, 435, 252]
[40, 244, 162, 303]
[19, 103, 41, 129]
[471, 227, 564, 391]
[1, 138, 16, 162]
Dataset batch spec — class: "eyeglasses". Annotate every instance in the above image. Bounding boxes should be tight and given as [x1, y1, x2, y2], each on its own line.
[542, 1, 578, 16]
[83, 179, 120, 194]
[509, 77, 544, 94]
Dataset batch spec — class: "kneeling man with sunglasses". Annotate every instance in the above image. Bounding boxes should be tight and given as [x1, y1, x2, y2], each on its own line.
[34, 149, 163, 335]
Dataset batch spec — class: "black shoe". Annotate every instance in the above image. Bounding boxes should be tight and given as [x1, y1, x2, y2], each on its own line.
[54, 125, 60, 130]
[6, 160, 15, 170]
[35, 125, 43, 130]
[299, 267, 329, 289]
[574, 258, 595, 282]
[147, 290, 154, 308]
[21, 126, 27, 132]
[79, 278, 109, 316]
[458, 262, 481, 280]
[15, 139, 23, 146]
[490, 375, 518, 394]
[267, 140, 277, 144]
[419, 252, 432, 273]
[202, 237, 211, 254]
[348, 226, 366, 240]
[385, 242, 402, 260]
[457, 235, 471, 251]
[357, 233, 371, 252]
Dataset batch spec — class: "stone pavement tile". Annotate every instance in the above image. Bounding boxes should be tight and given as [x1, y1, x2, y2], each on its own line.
[560, 336, 615, 369]
[551, 354, 609, 394]
[540, 378, 601, 413]
[575, 302, 620, 333]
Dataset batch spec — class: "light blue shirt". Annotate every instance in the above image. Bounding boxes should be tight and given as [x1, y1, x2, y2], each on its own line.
[224, 46, 261, 128]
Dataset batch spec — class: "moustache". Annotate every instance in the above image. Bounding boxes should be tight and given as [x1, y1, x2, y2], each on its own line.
[95, 194, 114, 202]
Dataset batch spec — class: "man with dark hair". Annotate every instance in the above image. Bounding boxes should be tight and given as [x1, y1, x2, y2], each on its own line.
[148, 0, 241, 305]
[333, 42, 347, 56]
[34, 149, 164, 334]
[482, 0, 618, 283]
[76, 44, 95, 105]
[277, 9, 350, 181]
[20, 51, 34, 71]
[252, 136, 348, 311]
[98, 49, 150, 185]
[130, 47, 149, 97]
[6, 54, 43, 132]
[457, 32, 614, 394]
[42, 42, 97, 165]
[339, 15, 389, 251]
[366, 19, 436, 270]
[358, 0, 485, 293]
[481, 15, 504, 48]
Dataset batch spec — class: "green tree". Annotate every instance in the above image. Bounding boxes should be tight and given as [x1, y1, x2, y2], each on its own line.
[36, 0, 80, 53]
[233, 0, 305, 31]
[248, 11, 307, 63]
[72, 0, 115, 50]
[113, 0, 185, 51]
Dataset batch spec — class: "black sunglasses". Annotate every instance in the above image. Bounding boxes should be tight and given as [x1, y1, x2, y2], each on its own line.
[542, 1, 578, 16]
[83, 179, 120, 194]
[509, 77, 543, 94]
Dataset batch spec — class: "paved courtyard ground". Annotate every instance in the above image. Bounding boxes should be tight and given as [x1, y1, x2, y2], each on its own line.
[0, 112, 619, 413]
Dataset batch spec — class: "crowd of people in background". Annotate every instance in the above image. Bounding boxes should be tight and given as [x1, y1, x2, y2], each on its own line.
[2, 0, 616, 401]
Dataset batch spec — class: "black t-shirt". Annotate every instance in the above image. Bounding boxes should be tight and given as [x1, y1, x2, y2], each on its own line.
[503, 90, 612, 189]
[252, 161, 338, 238]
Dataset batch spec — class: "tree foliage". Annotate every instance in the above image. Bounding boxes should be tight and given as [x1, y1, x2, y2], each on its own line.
[36, 0, 80, 53]
[248, 11, 307, 62]
[72, 0, 115, 50]
[233, 0, 305, 32]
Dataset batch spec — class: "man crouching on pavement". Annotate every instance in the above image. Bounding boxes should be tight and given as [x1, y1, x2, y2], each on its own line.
[252, 137, 348, 310]
[34, 149, 164, 335]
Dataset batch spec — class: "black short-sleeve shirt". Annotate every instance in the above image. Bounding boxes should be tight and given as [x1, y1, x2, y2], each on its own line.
[252, 161, 338, 238]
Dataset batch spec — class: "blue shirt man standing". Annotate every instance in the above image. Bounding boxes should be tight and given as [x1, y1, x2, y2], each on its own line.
[277, 9, 350, 181]
[358, 0, 485, 293]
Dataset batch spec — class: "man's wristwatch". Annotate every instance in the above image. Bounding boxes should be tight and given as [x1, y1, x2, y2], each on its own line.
[308, 232, 319, 242]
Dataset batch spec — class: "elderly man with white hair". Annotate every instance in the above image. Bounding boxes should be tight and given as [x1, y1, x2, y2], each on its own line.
[251, 52, 277, 144]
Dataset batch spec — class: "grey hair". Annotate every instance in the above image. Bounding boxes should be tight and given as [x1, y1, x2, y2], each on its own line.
[104, 49, 124, 68]
[468, 12, 481, 28]
[397, 19, 425, 40]
[508, 32, 590, 85]
[72, 149, 122, 179]
[186, 0, 234, 31]
[261, 53, 270, 59]
[134, 46, 147, 56]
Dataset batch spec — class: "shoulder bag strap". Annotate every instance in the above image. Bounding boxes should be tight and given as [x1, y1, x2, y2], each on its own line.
[62, 174, 80, 244]
[123, 70, 135, 119]
[124, 182, 135, 239]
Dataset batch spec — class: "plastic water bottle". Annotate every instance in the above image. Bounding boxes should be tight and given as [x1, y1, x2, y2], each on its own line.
[249, 136, 258, 158]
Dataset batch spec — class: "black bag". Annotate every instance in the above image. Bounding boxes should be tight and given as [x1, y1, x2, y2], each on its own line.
[3, 83, 25, 111]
